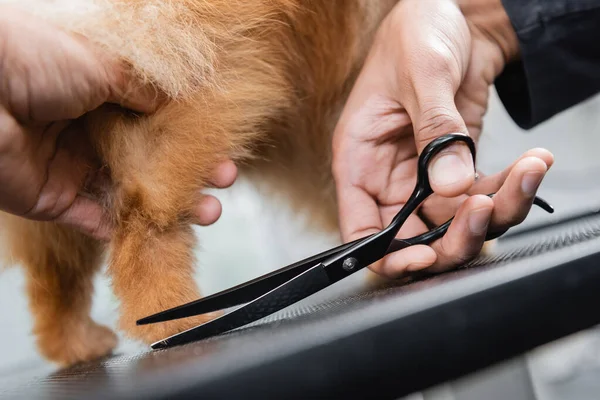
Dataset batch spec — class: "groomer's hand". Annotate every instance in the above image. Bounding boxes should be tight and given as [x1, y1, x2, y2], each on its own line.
[0, 7, 236, 240]
[333, 0, 554, 277]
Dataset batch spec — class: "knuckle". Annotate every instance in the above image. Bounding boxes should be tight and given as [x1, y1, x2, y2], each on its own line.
[415, 106, 465, 147]
[420, 27, 465, 76]
[426, 46, 457, 72]
[410, 40, 460, 82]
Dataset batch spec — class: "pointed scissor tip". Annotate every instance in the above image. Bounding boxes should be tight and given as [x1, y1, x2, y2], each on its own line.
[136, 316, 155, 326]
[151, 340, 169, 350]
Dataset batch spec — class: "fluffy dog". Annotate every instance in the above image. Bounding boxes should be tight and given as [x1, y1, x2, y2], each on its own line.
[0, 0, 449, 366]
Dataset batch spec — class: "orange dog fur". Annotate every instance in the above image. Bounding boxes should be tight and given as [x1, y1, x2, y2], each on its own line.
[0, 0, 407, 366]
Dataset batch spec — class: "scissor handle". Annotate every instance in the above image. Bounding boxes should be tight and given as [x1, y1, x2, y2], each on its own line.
[414, 134, 476, 201]
[390, 195, 554, 252]
[322, 133, 553, 282]
[322, 134, 477, 280]
[388, 133, 476, 229]
[387, 134, 554, 250]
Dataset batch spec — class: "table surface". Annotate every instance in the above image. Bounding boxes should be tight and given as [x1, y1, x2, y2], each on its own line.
[2, 207, 600, 400]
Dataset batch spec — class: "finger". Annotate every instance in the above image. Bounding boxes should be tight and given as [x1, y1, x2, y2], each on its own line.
[417, 193, 468, 228]
[487, 156, 549, 234]
[55, 195, 112, 241]
[402, 70, 475, 198]
[427, 194, 494, 273]
[469, 148, 554, 195]
[106, 62, 166, 114]
[335, 178, 392, 272]
[28, 120, 71, 171]
[334, 162, 385, 241]
[418, 148, 555, 225]
[374, 244, 437, 279]
[368, 212, 436, 278]
[191, 195, 223, 226]
[25, 147, 90, 221]
[417, 167, 494, 226]
[206, 159, 238, 189]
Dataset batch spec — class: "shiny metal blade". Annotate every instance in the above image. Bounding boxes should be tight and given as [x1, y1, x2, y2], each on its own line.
[151, 264, 332, 349]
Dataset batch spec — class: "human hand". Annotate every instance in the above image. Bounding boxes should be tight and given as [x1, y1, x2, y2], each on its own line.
[332, 0, 554, 278]
[0, 7, 237, 240]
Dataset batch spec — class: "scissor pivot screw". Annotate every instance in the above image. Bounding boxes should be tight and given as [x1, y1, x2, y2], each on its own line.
[343, 257, 358, 271]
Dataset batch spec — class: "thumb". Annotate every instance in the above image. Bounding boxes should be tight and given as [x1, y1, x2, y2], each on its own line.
[69, 31, 166, 114]
[405, 79, 475, 198]
[106, 60, 166, 114]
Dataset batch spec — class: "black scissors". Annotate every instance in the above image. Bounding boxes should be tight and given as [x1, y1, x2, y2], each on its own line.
[137, 133, 554, 349]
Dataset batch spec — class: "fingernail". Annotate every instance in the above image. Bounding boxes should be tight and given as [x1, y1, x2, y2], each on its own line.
[521, 172, 544, 197]
[429, 143, 474, 188]
[469, 207, 491, 235]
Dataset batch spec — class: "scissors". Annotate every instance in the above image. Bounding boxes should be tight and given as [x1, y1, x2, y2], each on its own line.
[137, 133, 554, 349]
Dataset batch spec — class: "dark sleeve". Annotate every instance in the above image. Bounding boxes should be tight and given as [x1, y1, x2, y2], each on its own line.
[495, 0, 600, 129]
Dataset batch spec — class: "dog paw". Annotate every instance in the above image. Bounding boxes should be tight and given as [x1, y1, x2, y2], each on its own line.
[36, 319, 118, 367]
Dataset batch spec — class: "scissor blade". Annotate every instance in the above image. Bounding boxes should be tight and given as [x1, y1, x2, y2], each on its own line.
[151, 263, 332, 349]
[136, 264, 309, 325]
[137, 239, 361, 326]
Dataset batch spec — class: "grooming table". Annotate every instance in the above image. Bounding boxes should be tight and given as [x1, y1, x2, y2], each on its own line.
[3, 205, 600, 399]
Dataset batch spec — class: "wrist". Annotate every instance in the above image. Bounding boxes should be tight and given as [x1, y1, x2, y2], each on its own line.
[458, 0, 520, 64]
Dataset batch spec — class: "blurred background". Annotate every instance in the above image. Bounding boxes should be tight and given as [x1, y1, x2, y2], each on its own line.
[1, 87, 600, 399]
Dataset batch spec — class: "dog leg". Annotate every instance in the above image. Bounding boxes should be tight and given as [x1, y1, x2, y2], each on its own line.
[1, 216, 115, 366]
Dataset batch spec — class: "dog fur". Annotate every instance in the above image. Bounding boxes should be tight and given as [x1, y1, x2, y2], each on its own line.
[0, 0, 411, 366]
